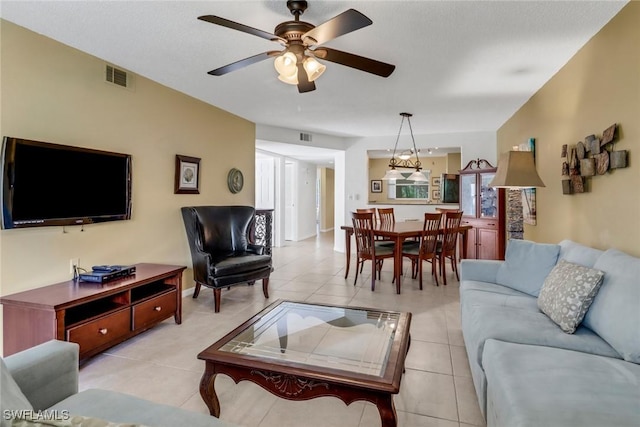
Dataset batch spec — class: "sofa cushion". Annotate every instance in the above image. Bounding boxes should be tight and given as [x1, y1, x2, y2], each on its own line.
[495, 239, 560, 297]
[49, 389, 236, 427]
[483, 339, 640, 427]
[586, 249, 640, 363]
[11, 413, 146, 427]
[558, 239, 604, 268]
[460, 284, 620, 416]
[538, 259, 605, 333]
[0, 358, 33, 427]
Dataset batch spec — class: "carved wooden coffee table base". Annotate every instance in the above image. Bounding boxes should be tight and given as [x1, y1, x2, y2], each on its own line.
[197, 300, 411, 427]
[200, 364, 398, 427]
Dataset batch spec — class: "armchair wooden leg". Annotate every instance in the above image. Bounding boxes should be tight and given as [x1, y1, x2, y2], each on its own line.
[262, 278, 270, 298]
[213, 288, 222, 313]
[193, 282, 202, 298]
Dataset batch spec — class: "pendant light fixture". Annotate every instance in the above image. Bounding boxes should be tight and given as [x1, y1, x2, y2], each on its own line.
[382, 113, 428, 181]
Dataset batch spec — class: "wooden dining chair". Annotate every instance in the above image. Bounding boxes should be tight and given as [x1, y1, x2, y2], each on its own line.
[402, 212, 442, 289]
[351, 211, 395, 291]
[435, 208, 461, 213]
[377, 208, 395, 224]
[356, 208, 376, 214]
[436, 211, 464, 286]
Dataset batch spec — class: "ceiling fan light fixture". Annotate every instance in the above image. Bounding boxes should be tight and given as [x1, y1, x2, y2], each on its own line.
[274, 52, 297, 78]
[303, 57, 326, 82]
[277, 73, 298, 85]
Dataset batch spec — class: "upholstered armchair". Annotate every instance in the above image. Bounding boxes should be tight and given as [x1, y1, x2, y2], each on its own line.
[181, 206, 272, 312]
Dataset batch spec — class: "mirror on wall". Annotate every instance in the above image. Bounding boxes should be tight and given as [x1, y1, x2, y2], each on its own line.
[367, 148, 462, 204]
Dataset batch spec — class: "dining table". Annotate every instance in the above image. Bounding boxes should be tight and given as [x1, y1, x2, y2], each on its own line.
[340, 221, 473, 294]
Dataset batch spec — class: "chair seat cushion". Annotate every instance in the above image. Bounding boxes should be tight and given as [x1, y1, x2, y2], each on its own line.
[210, 253, 271, 276]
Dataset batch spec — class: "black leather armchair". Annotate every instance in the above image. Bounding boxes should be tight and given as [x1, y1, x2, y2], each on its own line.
[181, 206, 272, 312]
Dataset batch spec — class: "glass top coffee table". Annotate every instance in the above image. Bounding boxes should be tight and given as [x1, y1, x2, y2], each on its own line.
[198, 300, 412, 427]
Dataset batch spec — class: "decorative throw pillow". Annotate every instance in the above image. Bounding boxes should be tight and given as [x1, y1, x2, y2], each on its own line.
[537, 259, 605, 333]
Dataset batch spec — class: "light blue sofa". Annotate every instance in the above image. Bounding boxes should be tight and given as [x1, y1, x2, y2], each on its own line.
[1, 340, 236, 427]
[460, 239, 640, 427]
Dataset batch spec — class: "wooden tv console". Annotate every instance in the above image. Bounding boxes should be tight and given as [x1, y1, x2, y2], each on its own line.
[1, 263, 185, 361]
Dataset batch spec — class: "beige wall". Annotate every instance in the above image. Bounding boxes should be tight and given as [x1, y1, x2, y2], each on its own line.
[497, 2, 640, 256]
[0, 21, 256, 298]
[446, 153, 462, 173]
[319, 167, 335, 231]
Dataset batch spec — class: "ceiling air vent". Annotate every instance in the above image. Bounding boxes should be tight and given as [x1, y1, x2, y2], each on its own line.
[299, 132, 312, 142]
[105, 65, 129, 88]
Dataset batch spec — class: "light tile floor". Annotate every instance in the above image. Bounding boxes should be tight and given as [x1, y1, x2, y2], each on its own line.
[79, 232, 485, 427]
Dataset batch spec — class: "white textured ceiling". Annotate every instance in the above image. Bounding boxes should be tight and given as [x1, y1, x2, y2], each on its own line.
[0, 1, 627, 141]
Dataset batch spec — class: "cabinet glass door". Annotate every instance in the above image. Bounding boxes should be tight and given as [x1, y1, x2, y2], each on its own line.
[480, 173, 498, 218]
[460, 174, 476, 217]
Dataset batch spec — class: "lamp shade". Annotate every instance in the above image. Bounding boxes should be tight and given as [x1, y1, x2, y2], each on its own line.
[489, 151, 545, 188]
[303, 57, 326, 82]
[381, 168, 404, 180]
[407, 170, 428, 182]
[274, 52, 297, 78]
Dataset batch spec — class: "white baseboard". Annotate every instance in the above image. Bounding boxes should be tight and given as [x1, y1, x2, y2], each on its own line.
[182, 287, 195, 298]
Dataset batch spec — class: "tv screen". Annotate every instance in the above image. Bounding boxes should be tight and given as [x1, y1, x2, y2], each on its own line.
[1, 137, 132, 229]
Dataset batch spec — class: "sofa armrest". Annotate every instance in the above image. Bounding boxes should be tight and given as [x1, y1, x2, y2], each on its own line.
[460, 259, 503, 283]
[4, 340, 79, 411]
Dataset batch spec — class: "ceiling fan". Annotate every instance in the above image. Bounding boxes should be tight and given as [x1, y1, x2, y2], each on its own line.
[198, 0, 395, 93]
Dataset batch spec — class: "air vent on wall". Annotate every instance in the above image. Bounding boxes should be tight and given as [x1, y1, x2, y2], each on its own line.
[300, 132, 312, 142]
[106, 65, 129, 87]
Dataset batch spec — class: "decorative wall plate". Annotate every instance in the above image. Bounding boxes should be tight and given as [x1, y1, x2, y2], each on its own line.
[227, 168, 244, 193]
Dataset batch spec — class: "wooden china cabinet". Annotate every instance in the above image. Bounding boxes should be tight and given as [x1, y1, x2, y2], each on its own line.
[459, 159, 506, 260]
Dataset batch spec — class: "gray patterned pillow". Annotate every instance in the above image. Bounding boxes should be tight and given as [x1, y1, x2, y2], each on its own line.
[538, 259, 605, 333]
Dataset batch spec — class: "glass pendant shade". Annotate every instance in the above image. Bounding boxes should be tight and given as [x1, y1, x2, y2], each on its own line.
[303, 57, 326, 82]
[382, 168, 404, 180]
[407, 170, 428, 182]
[274, 52, 297, 78]
[278, 73, 298, 85]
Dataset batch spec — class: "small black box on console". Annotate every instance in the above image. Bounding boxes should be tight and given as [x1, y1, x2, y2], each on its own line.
[79, 265, 136, 283]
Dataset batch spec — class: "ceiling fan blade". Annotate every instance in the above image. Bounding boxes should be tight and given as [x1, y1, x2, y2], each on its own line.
[198, 15, 286, 43]
[208, 51, 278, 76]
[313, 47, 395, 77]
[302, 9, 372, 46]
[297, 63, 316, 93]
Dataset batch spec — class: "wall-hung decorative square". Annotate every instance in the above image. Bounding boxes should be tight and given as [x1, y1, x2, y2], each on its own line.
[175, 155, 200, 194]
[370, 179, 382, 193]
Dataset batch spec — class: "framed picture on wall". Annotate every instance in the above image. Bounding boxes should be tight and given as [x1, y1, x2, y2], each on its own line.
[175, 155, 200, 194]
[432, 177, 441, 187]
[371, 179, 383, 193]
[432, 190, 441, 200]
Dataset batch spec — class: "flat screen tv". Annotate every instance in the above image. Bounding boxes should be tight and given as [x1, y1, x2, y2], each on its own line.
[1, 136, 132, 229]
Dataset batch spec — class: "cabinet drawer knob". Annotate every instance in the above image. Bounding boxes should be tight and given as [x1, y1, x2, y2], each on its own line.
[154, 306, 162, 312]
[487, 223, 495, 226]
[99, 328, 108, 335]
